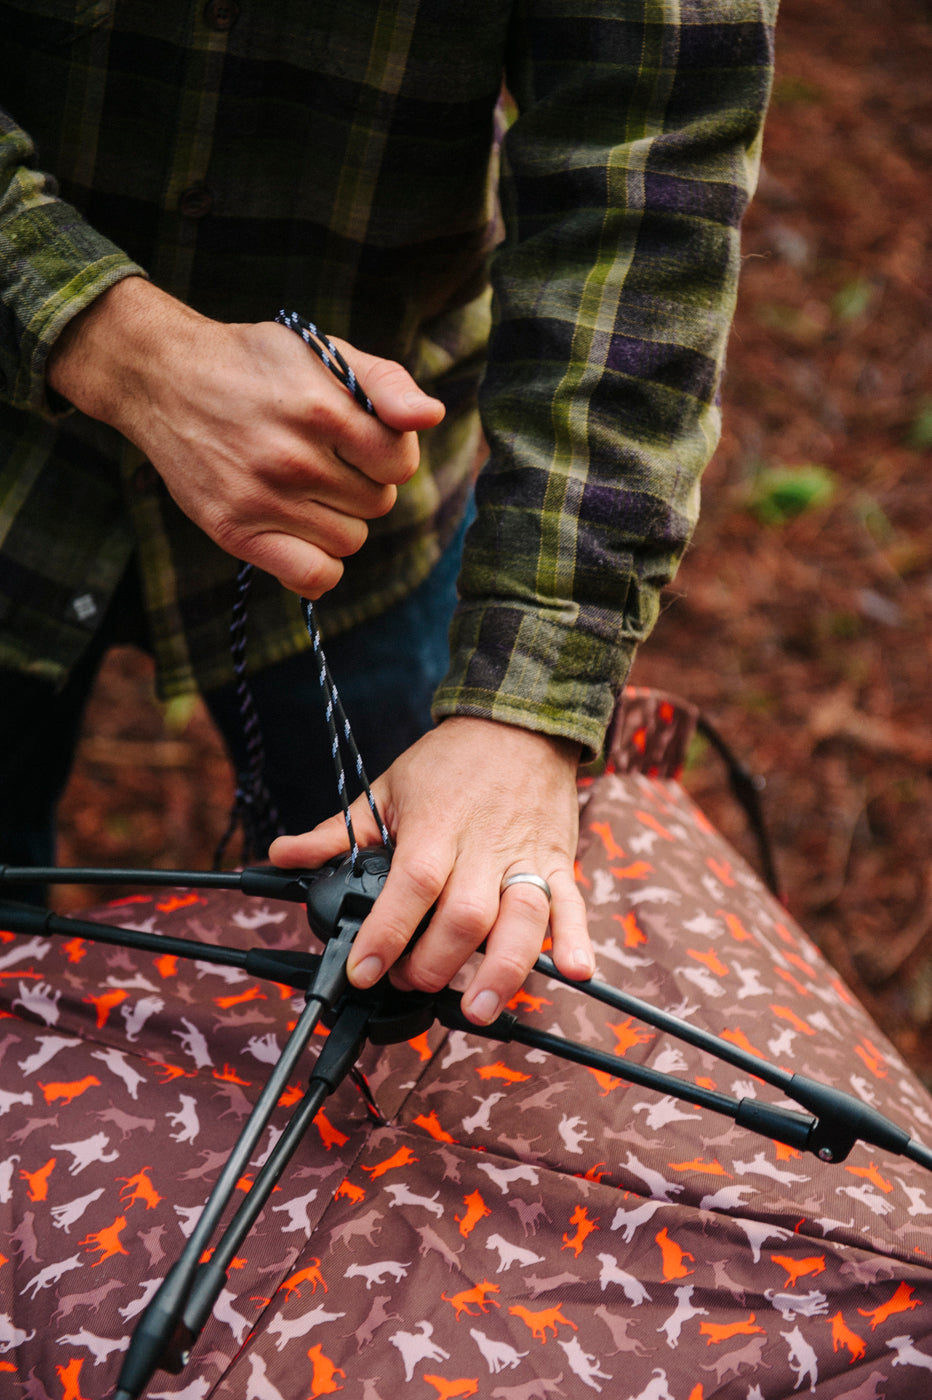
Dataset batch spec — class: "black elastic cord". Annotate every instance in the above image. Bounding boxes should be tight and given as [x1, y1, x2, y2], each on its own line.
[274, 309, 373, 414]
[279, 309, 391, 871]
[214, 561, 284, 867]
[696, 712, 782, 899]
[300, 595, 392, 872]
[216, 310, 392, 869]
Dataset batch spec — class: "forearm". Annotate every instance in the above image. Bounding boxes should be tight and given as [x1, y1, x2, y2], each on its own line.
[46, 277, 208, 430]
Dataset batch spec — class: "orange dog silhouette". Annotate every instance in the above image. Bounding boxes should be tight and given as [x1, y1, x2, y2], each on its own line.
[562, 1205, 599, 1258]
[845, 1162, 893, 1193]
[476, 1062, 531, 1084]
[20, 1157, 56, 1202]
[831, 1312, 866, 1362]
[38, 1075, 100, 1106]
[700, 1314, 765, 1346]
[423, 1378, 479, 1400]
[117, 1168, 161, 1210]
[281, 1260, 327, 1297]
[56, 1358, 91, 1400]
[334, 1178, 366, 1205]
[613, 911, 648, 947]
[454, 1189, 490, 1238]
[687, 947, 729, 977]
[656, 1226, 695, 1279]
[314, 1108, 349, 1152]
[360, 1145, 418, 1179]
[858, 1281, 922, 1330]
[307, 1343, 344, 1396]
[84, 988, 128, 1028]
[611, 861, 654, 882]
[508, 1303, 578, 1342]
[442, 1281, 500, 1319]
[81, 1215, 129, 1267]
[412, 1110, 457, 1144]
[608, 1018, 654, 1057]
[771, 1254, 826, 1289]
[590, 820, 626, 861]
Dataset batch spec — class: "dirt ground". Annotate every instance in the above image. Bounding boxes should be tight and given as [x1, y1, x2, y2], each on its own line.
[56, 1, 932, 1079]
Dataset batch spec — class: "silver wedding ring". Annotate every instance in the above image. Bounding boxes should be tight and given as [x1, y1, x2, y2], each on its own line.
[500, 872, 553, 904]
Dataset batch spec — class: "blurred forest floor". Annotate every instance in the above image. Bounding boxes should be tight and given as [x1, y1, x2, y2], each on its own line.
[56, 1, 932, 1078]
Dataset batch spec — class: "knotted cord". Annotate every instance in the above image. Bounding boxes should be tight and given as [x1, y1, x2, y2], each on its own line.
[215, 310, 391, 872]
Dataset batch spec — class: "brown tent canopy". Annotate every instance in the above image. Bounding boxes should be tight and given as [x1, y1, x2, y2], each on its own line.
[2, 691, 931, 1399]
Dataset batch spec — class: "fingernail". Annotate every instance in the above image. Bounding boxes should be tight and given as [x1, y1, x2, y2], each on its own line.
[404, 390, 443, 409]
[350, 955, 383, 988]
[467, 990, 501, 1025]
[572, 950, 596, 979]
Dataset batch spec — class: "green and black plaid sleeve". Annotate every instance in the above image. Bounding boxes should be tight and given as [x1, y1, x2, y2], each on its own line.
[434, 1, 777, 758]
[0, 111, 145, 415]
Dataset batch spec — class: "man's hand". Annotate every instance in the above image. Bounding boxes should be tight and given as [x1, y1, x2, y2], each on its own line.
[47, 277, 445, 597]
[269, 717, 594, 1024]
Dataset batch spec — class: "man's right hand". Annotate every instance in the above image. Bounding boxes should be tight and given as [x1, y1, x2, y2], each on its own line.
[47, 276, 445, 597]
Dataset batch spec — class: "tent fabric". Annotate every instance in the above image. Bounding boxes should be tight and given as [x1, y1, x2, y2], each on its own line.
[2, 688, 932, 1399]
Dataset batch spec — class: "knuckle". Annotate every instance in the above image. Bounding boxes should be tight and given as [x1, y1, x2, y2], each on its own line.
[400, 854, 448, 906]
[297, 558, 344, 598]
[445, 891, 494, 944]
[207, 511, 250, 558]
[256, 443, 304, 488]
[363, 443, 416, 489]
[333, 517, 368, 556]
[503, 885, 551, 925]
[302, 380, 348, 430]
[358, 923, 417, 977]
[400, 961, 449, 996]
[493, 945, 535, 982]
[367, 483, 398, 518]
[360, 355, 407, 396]
[508, 884, 547, 912]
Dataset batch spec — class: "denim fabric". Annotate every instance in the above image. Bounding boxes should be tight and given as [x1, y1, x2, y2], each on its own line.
[204, 501, 473, 835]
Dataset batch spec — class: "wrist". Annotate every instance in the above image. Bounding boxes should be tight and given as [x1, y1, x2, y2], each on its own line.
[437, 715, 582, 773]
[46, 277, 204, 430]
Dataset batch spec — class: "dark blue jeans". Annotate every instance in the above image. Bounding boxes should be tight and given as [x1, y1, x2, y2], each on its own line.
[204, 512, 471, 834]
[0, 509, 470, 896]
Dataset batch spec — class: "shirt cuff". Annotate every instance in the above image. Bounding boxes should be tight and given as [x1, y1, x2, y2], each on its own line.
[432, 600, 637, 766]
[2, 197, 145, 416]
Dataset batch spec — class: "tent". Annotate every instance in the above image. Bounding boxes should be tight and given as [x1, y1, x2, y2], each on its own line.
[2, 690, 931, 1399]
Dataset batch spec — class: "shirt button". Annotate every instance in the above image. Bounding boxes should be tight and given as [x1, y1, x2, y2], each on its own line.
[203, 0, 240, 31]
[178, 182, 213, 219]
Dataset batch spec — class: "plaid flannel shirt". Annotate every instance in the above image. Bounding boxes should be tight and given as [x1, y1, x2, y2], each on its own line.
[0, 0, 775, 760]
